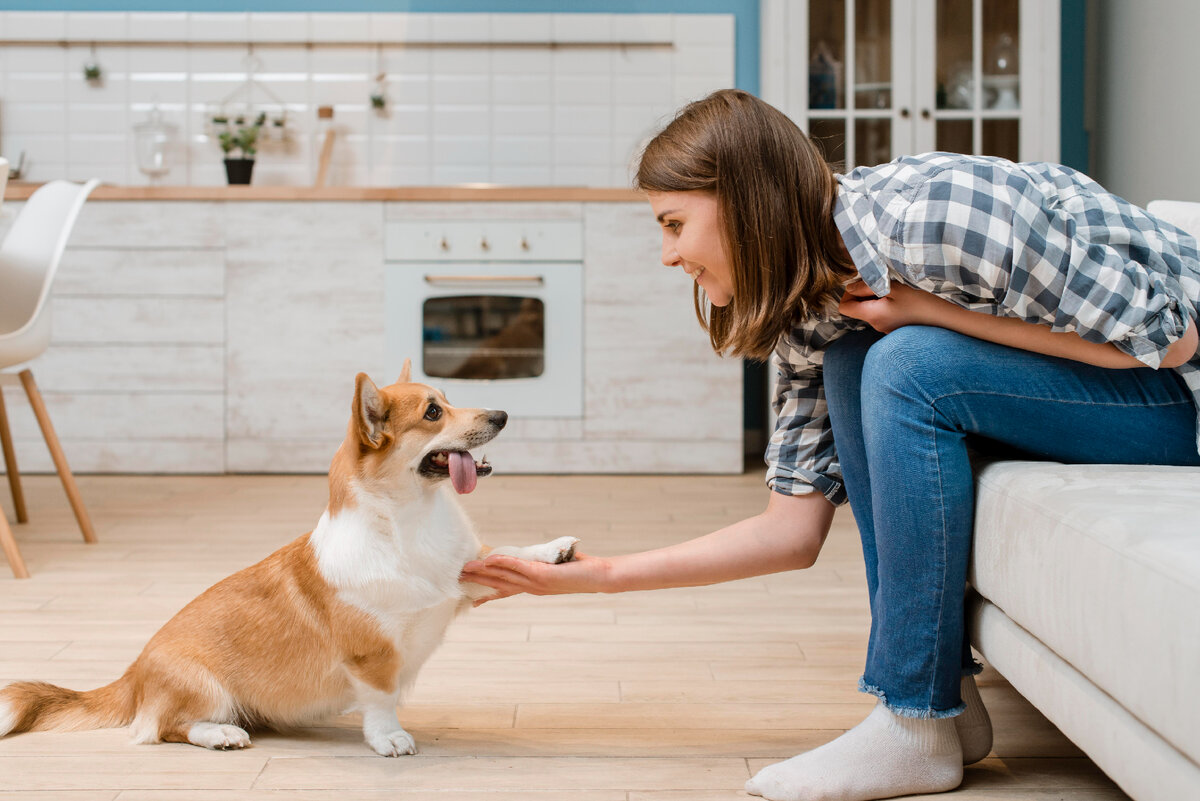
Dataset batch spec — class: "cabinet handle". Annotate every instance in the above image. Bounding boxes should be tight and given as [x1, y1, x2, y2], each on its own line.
[921, 108, 931, 120]
[424, 275, 544, 286]
[520, 237, 530, 251]
[480, 236, 490, 251]
[900, 107, 911, 119]
[439, 237, 450, 251]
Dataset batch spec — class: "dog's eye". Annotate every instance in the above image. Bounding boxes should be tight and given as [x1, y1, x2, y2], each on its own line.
[424, 404, 442, 422]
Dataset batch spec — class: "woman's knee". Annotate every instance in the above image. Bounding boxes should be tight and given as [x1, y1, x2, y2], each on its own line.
[824, 329, 884, 400]
[860, 326, 971, 408]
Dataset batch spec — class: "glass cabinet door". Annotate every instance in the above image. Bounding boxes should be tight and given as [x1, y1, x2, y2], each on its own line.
[931, 0, 1021, 161]
[806, 0, 896, 169]
[767, 0, 1055, 168]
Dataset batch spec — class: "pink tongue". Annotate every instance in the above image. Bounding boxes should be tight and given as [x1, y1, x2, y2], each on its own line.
[448, 451, 477, 495]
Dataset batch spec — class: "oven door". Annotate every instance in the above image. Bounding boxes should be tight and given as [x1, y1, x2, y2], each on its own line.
[384, 261, 582, 418]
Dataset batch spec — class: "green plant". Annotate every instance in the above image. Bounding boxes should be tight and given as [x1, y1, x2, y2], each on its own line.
[215, 112, 266, 159]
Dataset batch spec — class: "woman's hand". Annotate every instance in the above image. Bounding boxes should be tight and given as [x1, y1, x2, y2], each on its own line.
[838, 280, 949, 333]
[461, 550, 613, 606]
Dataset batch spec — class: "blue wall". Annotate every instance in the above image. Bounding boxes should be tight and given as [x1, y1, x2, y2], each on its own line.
[0, 1, 761, 95]
[1059, 0, 1087, 171]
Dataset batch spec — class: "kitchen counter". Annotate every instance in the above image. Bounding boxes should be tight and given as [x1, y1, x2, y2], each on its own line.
[3, 183, 644, 203]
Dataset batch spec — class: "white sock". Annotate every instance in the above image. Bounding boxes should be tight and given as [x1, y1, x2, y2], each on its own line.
[955, 674, 992, 764]
[745, 702, 962, 801]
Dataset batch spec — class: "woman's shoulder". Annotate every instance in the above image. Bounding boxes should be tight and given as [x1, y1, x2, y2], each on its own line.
[838, 152, 968, 200]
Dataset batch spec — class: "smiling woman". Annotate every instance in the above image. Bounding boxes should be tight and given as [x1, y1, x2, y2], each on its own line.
[460, 88, 1200, 801]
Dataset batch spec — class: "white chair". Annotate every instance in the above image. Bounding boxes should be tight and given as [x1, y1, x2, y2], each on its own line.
[0, 157, 9, 210]
[0, 178, 100, 579]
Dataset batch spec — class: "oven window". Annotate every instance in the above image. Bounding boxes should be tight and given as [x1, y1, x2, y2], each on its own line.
[422, 296, 546, 380]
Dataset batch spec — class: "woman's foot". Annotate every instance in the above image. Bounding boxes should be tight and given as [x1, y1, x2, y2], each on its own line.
[744, 703, 963, 801]
[955, 674, 993, 764]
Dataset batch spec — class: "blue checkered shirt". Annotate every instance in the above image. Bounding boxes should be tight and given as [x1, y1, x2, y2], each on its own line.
[766, 152, 1200, 504]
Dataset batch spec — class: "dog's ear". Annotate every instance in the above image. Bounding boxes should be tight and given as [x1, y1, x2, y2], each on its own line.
[353, 373, 391, 449]
[398, 358, 412, 384]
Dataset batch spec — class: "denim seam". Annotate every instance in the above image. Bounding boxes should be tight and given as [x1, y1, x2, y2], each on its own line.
[928, 397, 950, 713]
[925, 389, 1194, 411]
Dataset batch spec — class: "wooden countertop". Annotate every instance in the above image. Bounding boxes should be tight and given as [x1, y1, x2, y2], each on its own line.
[3, 183, 644, 203]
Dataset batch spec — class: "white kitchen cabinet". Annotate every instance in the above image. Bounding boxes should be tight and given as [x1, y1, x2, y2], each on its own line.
[761, 0, 1060, 168]
[0, 198, 742, 475]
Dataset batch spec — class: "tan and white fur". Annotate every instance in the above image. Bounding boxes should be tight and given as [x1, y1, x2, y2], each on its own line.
[0, 362, 578, 756]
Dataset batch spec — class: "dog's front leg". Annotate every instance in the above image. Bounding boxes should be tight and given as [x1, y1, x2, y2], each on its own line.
[491, 535, 580, 565]
[351, 678, 416, 757]
[462, 536, 581, 601]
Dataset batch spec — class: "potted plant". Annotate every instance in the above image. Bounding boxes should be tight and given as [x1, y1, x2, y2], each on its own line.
[215, 112, 265, 185]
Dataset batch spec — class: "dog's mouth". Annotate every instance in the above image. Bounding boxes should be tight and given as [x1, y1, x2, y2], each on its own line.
[419, 450, 492, 494]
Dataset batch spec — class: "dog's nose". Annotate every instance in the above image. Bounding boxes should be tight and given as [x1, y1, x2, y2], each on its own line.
[488, 410, 508, 429]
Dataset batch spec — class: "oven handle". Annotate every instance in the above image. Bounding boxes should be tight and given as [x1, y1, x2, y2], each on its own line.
[424, 275, 545, 286]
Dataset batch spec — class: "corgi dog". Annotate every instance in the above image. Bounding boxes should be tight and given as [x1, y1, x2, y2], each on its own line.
[0, 363, 578, 756]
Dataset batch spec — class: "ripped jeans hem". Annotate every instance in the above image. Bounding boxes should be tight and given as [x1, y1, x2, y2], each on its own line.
[858, 677, 966, 719]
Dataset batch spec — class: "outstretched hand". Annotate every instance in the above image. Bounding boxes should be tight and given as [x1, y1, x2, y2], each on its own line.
[460, 550, 612, 606]
[838, 279, 948, 333]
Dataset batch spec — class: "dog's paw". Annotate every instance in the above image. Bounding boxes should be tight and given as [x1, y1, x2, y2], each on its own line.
[187, 722, 251, 751]
[541, 536, 580, 564]
[368, 728, 418, 757]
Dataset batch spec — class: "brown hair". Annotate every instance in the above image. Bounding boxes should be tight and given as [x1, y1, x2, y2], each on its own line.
[634, 89, 854, 361]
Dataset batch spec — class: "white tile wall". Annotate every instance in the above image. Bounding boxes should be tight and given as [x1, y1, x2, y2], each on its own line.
[0, 11, 734, 187]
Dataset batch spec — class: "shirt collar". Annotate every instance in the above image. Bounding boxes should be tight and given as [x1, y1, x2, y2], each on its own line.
[833, 178, 891, 296]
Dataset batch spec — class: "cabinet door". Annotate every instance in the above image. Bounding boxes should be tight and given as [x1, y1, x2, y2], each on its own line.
[760, 0, 1059, 168]
[915, 0, 1025, 161]
[802, 0, 905, 170]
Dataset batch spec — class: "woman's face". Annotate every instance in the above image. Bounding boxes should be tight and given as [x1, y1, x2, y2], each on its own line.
[648, 191, 735, 307]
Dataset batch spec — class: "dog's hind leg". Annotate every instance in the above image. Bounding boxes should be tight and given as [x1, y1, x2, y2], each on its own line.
[160, 720, 251, 750]
[132, 663, 249, 751]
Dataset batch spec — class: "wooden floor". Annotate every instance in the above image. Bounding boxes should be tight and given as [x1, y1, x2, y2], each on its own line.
[0, 471, 1128, 800]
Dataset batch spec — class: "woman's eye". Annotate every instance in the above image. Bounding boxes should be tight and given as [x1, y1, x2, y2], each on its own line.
[424, 405, 442, 421]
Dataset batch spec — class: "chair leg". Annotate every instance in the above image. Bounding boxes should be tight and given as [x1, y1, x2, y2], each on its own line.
[0, 509, 30, 579]
[18, 369, 97, 544]
[0, 386, 29, 523]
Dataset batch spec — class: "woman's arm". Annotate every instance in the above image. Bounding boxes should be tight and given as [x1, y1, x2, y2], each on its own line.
[840, 281, 1199, 369]
[460, 490, 835, 604]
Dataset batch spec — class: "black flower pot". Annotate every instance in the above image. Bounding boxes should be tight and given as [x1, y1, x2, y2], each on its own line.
[224, 158, 255, 185]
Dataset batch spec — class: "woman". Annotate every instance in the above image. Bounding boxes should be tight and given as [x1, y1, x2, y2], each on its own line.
[460, 89, 1200, 801]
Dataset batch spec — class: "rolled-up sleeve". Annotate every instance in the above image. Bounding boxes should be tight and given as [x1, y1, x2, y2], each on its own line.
[889, 162, 1200, 369]
[765, 324, 849, 505]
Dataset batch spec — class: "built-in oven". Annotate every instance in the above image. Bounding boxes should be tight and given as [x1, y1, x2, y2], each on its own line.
[383, 218, 583, 418]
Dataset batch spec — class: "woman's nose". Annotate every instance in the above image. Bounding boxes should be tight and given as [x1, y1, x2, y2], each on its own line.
[661, 241, 680, 267]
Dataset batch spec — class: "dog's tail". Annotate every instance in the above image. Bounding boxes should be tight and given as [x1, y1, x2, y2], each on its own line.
[0, 670, 136, 735]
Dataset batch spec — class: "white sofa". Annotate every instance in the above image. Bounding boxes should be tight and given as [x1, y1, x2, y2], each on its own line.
[966, 199, 1200, 801]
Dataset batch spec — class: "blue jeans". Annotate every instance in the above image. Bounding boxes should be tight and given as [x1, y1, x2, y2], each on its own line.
[822, 326, 1200, 718]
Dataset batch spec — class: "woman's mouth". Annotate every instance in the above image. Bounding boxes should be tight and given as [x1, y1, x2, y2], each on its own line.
[689, 266, 706, 281]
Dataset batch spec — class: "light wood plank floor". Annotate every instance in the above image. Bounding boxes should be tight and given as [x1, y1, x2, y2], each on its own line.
[0, 471, 1128, 800]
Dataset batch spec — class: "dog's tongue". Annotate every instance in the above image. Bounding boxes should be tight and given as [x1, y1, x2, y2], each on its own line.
[448, 451, 477, 495]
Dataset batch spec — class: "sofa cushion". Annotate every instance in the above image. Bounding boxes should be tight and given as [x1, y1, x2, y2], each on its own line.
[970, 461, 1200, 766]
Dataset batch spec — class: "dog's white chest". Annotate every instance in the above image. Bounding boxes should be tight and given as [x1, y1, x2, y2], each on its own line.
[310, 490, 479, 615]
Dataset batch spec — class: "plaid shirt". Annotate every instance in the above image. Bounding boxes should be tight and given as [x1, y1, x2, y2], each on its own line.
[766, 152, 1200, 503]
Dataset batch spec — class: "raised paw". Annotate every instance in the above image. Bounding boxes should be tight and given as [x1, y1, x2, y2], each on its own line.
[187, 722, 251, 751]
[368, 728, 418, 757]
[540, 536, 580, 564]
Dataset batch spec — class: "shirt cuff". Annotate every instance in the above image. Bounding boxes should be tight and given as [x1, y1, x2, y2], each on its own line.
[1112, 299, 1191, 369]
[766, 470, 847, 506]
